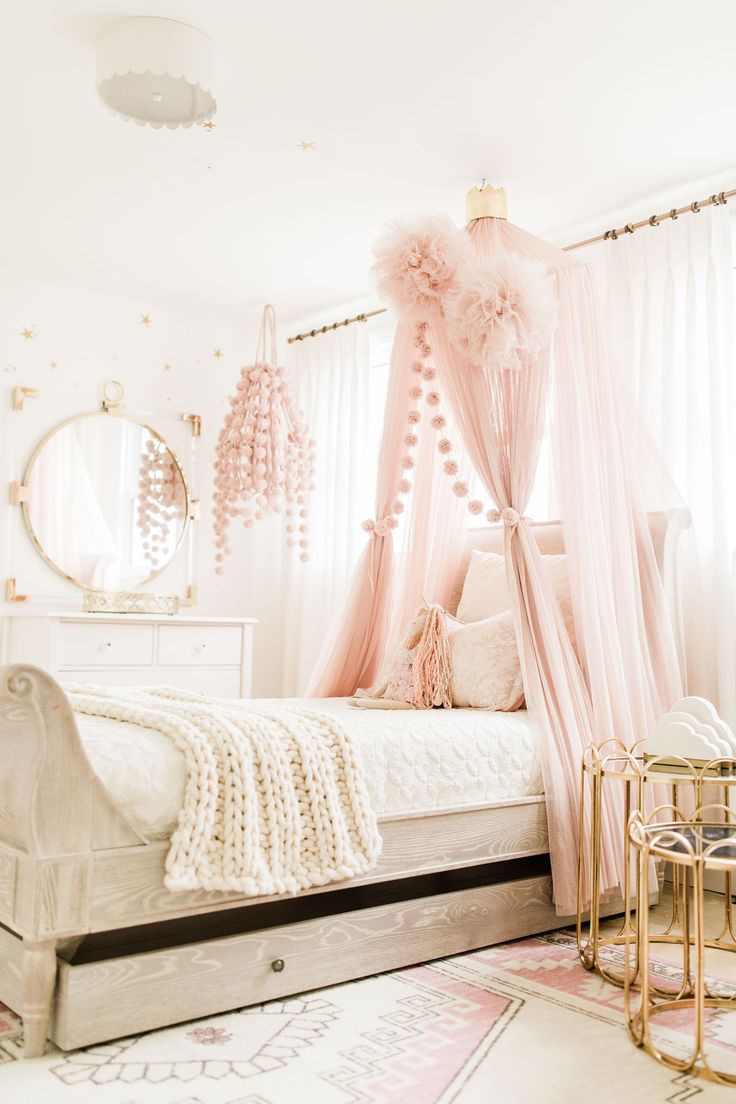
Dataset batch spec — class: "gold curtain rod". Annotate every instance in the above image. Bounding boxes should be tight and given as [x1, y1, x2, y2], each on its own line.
[287, 308, 387, 344]
[287, 186, 734, 344]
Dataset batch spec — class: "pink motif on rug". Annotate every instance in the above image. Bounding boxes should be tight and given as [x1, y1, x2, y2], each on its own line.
[185, 1026, 234, 1046]
[1, 934, 733, 1101]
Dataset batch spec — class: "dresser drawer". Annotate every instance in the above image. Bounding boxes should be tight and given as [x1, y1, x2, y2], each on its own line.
[157, 624, 242, 667]
[57, 621, 154, 668]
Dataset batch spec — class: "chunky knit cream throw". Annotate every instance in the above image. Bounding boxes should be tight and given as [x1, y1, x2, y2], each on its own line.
[65, 683, 382, 896]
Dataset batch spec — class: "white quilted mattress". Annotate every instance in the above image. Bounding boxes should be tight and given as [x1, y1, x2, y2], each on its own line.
[75, 697, 544, 840]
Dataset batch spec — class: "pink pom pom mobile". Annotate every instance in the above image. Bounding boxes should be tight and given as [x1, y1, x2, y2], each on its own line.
[212, 304, 316, 573]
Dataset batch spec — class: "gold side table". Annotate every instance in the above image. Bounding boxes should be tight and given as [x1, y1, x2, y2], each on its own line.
[626, 808, 736, 1085]
[577, 741, 736, 990]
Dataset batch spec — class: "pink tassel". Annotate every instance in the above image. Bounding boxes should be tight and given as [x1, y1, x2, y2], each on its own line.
[412, 605, 452, 710]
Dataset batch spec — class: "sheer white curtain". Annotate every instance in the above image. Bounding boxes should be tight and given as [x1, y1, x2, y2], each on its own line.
[585, 204, 736, 724]
[280, 323, 383, 694]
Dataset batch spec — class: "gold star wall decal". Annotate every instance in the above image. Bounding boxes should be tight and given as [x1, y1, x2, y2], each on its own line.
[140, 314, 152, 327]
[295, 139, 316, 151]
[213, 348, 223, 359]
[163, 362, 172, 372]
[49, 360, 59, 369]
[201, 120, 216, 131]
[20, 327, 34, 341]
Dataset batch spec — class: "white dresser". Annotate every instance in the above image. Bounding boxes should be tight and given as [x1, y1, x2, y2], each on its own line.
[0, 612, 256, 698]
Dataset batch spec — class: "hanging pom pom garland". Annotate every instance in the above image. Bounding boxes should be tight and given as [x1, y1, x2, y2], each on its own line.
[212, 304, 316, 574]
[361, 320, 532, 537]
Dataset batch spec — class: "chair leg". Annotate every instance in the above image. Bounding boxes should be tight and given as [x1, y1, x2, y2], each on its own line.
[21, 939, 56, 1058]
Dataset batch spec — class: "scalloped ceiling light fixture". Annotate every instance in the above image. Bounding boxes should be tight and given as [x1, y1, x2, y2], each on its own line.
[96, 16, 217, 129]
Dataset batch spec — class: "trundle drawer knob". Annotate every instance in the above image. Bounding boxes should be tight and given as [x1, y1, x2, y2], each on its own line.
[271, 958, 285, 973]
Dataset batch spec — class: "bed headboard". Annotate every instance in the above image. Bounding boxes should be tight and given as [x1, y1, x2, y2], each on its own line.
[448, 509, 692, 627]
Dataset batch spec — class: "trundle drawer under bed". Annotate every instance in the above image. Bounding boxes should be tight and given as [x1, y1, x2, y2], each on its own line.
[50, 863, 555, 1051]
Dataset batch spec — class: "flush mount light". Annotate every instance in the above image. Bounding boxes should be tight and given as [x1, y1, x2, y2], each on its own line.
[96, 16, 217, 129]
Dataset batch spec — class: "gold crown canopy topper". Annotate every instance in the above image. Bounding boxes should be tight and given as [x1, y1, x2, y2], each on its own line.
[466, 183, 508, 222]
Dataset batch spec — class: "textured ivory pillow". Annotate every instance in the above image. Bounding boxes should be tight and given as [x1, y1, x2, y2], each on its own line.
[446, 609, 524, 711]
[456, 550, 569, 622]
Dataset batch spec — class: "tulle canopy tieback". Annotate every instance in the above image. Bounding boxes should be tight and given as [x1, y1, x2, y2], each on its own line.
[486, 507, 528, 528]
[373, 215, 558, 371]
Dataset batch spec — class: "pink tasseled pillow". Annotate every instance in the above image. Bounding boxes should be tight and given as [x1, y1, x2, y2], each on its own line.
[357, 605, 452, 710]
[358, 603, 525, 711]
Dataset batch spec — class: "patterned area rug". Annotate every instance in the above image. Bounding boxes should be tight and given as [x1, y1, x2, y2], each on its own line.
[0, 931, 733, 1103]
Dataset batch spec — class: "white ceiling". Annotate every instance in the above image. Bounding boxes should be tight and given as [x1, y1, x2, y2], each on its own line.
[3, 0, 736, 328]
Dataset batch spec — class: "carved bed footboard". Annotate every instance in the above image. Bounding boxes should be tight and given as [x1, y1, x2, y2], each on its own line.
[0, 664, 142, 869]
[0, 664, 143, 1056]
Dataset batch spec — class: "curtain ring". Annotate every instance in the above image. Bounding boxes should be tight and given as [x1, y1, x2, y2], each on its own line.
[710, 194, 720, 206]
[649, 215, 659, 227]
[691, 201, 700, 214]
[624, 223, 635, 235]
[670, 208, 678, 221]
[719, 192, 728, 205]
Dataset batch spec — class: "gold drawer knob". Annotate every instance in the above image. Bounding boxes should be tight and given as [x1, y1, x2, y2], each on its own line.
[271, 958, 285, 973]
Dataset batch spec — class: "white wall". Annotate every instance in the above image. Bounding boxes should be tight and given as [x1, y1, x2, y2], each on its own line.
[0, 274, 293, 695]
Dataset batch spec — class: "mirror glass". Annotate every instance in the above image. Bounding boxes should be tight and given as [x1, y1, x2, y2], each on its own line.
[24, 414, 189, 591]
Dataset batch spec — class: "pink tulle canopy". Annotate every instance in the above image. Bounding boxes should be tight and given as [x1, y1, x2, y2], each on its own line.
[309, 211, 682, 915]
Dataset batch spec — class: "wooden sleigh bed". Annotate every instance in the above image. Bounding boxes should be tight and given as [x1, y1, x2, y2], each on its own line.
[0, 514, 689, 1058]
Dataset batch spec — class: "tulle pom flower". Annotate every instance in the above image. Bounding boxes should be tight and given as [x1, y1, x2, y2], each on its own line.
[468, 499, 484, 515]
[426, 392, 441, 406]
[404, 433, 418, 447]
[409, 386, 423, 400]
[401, 455, 415, 469]
[443, 459, 459, 476]
[452, 481, 469, 497]
[486, 508, 501, 523]
[398, 478, 411, 494]
[437, 438, 452, 455]
[374, 518, 393, 537]
[361, 519, 376, 532]
[447, 254, 558, 371]
[407, 410, 422, 424]
[431, 415, 446, 430]
[372, 213, 471, 323]
[501, 506, 521, 527]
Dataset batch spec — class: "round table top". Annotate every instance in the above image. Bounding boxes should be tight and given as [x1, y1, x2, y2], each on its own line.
[629, 819, 736, 869]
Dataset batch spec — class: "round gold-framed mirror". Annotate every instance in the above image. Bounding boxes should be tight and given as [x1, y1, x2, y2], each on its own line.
[22, 411, 190, 592]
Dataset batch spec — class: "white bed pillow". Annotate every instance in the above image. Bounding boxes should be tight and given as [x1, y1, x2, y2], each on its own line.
[446, 610, 524, 711]
[457, 550, 569, 622]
